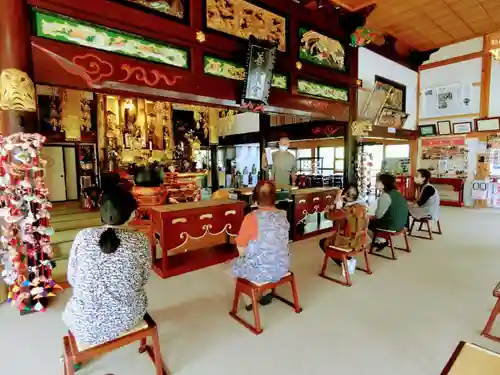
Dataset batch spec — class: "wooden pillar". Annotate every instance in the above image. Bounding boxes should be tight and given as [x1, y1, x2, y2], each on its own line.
[0, 0, 37, 135]
[210, 144, 219, 193]
[344, 48, 359, 185]
[259, 113, 271, 181]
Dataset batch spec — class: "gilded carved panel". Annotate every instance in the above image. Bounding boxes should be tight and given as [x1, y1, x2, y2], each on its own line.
[119, 0, 185, 19]
[206, 0, 286, 52]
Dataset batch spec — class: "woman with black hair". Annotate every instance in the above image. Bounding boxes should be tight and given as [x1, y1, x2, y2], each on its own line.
[410, 168, 440, 220]
[371, 173, 408, 248]
[62, 188, 151, 346]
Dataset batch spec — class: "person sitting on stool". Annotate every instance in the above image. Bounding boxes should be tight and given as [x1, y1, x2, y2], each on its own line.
[319, 183, 368, 276]
[409, 168, 440, 220]
[371, 173, 409, 250]
[231, 181, 290, 308]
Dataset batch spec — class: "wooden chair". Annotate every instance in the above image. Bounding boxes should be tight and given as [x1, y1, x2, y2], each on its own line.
[62, 313, 168, 375]
[409, 216, 442, 240]
[319, 244, 372, 287]
[370, 228, 411, 260]
[481, 281, 500, 342]
[229, 272, 302, 335]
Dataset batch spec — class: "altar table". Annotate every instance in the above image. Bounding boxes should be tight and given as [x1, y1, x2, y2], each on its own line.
[151, 199, 244, 278]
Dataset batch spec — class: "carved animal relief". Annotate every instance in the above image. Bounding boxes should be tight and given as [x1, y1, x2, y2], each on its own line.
[0, 69, 36, 112]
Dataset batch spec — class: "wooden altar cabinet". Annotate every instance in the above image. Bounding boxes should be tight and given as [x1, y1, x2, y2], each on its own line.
[430, 177, 465, 207]
[151, 199, 244, 278]
[290, 187, 337, 241]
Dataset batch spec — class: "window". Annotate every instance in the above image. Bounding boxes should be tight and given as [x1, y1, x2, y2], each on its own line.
[297, 148, 312, 159]
[385, 144, 410, 159]
[318, 146, 344, 175]
[318, 147, 334, 168]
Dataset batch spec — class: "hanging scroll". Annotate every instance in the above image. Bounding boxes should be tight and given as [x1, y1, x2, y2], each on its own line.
[241, 36, 277, 110]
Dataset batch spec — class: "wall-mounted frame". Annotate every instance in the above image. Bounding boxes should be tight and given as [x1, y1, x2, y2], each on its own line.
[359, 84, 391, 122]
[375, 106, 408, 128]
[296, 79, 348, 102]
[419, 124, 437, 137]
[203, 55, 287, 89]
[437, 120, 452, 135]
[205, 0, 287, 52]
[33, 10, 189, 69]
[298, 27, 346, 72]
[453, 121, 473, 134]
[475, 117, 500, 132]
[374, 75, 406, 112]
[110, 0, 189, 24]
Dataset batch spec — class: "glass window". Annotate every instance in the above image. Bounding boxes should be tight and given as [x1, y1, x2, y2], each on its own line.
[297, 148, 312, 159]
[318, 147, 334, 168]
[335, 147, 344, 159]
[385, 144, 410, 159]
[364, 145, 383, 171]
[335, 160, 344, 171]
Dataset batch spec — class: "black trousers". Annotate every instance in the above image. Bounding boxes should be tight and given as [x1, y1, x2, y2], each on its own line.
[319, 238, 351, 266]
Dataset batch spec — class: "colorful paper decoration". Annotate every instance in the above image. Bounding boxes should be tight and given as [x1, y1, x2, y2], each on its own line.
[0, 132, 62, 312]
[350, 27, 376, 48]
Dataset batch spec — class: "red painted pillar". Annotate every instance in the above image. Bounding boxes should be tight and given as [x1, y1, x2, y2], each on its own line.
[0, 0, 37, 135]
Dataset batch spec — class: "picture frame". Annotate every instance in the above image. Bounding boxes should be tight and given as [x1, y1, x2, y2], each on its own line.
[475, 117, 500, 132]
[437, 120, 452, 135]
[419, 124, 437, 137]
[375, 106, 409, 128]
[374, 75, 406, 112]
[453, 121, 473, 134]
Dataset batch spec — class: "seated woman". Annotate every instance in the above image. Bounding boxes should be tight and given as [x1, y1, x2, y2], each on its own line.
[410, 168, 440, 220]
[232, 180, 290, 306]
[63, 187, 151, 346]
[371, 173, 409, 249]
[319, 183, 368, 276]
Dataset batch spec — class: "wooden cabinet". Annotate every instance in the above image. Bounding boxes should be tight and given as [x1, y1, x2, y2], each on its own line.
[290, 188, 338, 241]
[151, 199, 244, 278]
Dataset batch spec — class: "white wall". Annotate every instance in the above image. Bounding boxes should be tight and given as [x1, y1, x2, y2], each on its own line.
[358, 47, 418, 129]
[489, 56, 500, 117]
[224, 112, 259, 136]
[423, 37, 483, 64]
[419, 58, 482, 123]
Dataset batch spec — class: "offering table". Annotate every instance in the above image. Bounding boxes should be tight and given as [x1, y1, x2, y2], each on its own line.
[290, 187, 338, 241]
[151, 199, 244, 278]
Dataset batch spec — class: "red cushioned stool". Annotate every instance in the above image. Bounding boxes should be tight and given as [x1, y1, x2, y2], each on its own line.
[229, 272, 302, 335]
[62, 313, 168, 375]
[370, 228, 411, 260]
[481, 281, 500, 343]
[409, 216, 442, 240]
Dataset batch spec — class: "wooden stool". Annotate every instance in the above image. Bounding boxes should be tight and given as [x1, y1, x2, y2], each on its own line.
[319, 245, 372, 287]
[62, 313, 168, 375]
[409, 216, 442, 240]
[370, 228, 411, 260]
[229, 272, 302, 335]
[481, 281, 500, 342]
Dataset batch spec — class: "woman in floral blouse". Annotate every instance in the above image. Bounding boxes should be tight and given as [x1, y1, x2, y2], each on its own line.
[62, 187, 151, 346]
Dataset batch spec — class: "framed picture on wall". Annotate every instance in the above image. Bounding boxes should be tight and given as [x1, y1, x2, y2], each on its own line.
[374, 75, 406, 112]
[453, 121, 473, 134]
[419, 124, 437, 137]
[475, 118, 500, 132]
[375, 106, 408, 128]
[437, 120, 452, 135]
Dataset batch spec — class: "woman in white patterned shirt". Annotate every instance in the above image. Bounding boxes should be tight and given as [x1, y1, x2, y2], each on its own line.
[62, 187, 151, 346]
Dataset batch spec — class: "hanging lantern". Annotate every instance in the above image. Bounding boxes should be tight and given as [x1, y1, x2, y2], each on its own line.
[350, 26, 376, 48]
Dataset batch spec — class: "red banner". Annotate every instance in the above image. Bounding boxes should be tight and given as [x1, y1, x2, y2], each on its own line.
[421, 136, 466, 147]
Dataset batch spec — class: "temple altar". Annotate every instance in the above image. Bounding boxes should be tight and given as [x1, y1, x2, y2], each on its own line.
[151, 199, 244, 278]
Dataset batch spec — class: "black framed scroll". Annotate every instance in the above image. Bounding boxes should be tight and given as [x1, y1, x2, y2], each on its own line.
[241, 36, 277, 110]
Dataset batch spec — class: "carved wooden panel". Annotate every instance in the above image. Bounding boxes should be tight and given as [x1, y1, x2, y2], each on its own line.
[206, 0, 286, 52]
